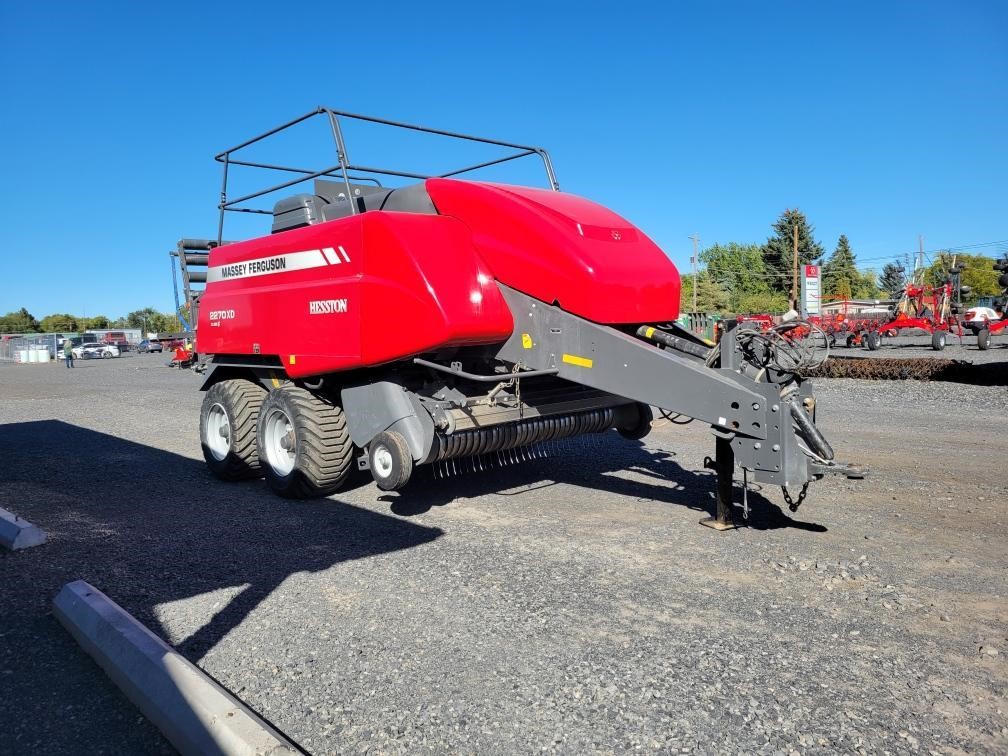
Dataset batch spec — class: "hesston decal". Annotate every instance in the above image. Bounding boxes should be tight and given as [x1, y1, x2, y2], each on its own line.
[309, 299, 348, 315]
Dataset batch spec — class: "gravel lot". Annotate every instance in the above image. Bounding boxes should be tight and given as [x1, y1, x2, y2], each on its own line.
[2, 353, 1007, 754]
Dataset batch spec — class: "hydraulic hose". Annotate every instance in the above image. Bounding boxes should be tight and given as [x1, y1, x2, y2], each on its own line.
[789, 400, 834, 461]
[636, 326, 709, 359]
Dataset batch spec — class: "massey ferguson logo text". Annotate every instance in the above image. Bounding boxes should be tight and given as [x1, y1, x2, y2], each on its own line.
[219, 257, 287, 279]
[207, 247, 352, 283]
[208, 309, 235, 320]
[309, 299, 348, 315]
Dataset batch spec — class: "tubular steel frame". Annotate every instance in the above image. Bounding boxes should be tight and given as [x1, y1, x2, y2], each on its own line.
[214, 106, 561, 243]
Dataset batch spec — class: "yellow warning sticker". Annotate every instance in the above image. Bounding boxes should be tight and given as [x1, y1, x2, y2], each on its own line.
[562, 353, 593, 368]
[289, 355, 297, 365]
[271, 376, 280, 388]
[644, 326, 656, 338]
[521, 333, 533, 349]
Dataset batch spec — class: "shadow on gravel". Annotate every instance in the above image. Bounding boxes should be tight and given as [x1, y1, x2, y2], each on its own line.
[0, 419, 443, 750]
[383, 434, 826, 532]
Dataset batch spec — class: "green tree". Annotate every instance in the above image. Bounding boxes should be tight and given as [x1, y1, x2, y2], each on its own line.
[852, 269, 880, 300]
[680, 273, 730, 314]
[126, 307, 160, 330]
[834, 278, 853, 301]
[735, 290, 790, 314]
[81, 315, 111, 329]
[699, 243, 771, 310]
[761, 209, 824, 301]
[821, 234, 858, 299]
[924, 253, 1000, 303]
[125, 307, 177, 334]
[879, 261, 906, 298]
[0, 308, 39, 333]
[39, 313, 79, 332]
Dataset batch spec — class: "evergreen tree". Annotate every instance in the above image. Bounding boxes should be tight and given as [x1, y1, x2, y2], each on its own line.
[834, 278, 853, 301]
[761, 209, 824, 301]
[879, 261, 906, 298]
[821, 234, 858, 298]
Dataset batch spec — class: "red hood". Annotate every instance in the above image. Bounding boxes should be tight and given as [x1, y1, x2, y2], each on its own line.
[425, 179, 681, 324]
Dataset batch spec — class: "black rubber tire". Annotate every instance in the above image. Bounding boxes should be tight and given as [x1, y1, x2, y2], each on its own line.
[617, 403, 653, 440]
[931, 331, 946, 351]
[102, 351, 112, 359]
[865, 332, 881, 351]
[257, 385, 353, 498]
[846, 334, 855, 348]
[368, 430, 414, 491]
[977, 328, 991, 351]
[200, 379, 267, 481]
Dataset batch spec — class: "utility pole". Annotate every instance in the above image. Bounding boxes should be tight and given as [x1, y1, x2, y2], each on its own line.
[689, 234, 699, 312]
[791, 215, 799, 311]
[917, 234, 924, 280]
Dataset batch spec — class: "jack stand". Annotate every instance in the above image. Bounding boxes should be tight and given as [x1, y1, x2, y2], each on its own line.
[700, 435, 739, 531]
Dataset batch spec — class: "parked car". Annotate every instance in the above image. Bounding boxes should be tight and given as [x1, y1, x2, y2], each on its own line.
[72, 344, 120, 360]
[137, 339, 163, 353]
[962, 306, 1002, 335]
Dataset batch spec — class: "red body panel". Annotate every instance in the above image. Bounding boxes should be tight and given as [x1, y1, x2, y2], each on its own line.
[197, 179, 682, 377]
[425, 179, 680, 324]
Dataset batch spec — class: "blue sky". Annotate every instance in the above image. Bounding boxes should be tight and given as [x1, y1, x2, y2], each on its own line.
[1, 1, 1005, 317]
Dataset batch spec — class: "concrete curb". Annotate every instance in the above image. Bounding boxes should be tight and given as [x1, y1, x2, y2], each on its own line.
[0, 507, 46, 550]
[53, 580, 299, 756]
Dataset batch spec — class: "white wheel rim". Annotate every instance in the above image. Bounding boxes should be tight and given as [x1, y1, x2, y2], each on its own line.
[373, 446, 393, 479]
[263, 407, 296, 476]
[205, 403, 231, 461]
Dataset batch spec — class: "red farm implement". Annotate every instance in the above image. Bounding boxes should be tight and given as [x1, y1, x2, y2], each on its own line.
[865, 281, 961, 351]
[964, 254, 1008, 350]
[172, 107, 864, 526]
[862, 266, 967, 351]
[817, 305, 895, 350]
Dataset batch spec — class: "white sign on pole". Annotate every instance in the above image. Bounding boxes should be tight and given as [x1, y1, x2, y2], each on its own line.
[801, 264, 821, 316]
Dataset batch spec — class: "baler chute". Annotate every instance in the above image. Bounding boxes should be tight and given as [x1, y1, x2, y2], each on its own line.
[179, 107, 863, 526]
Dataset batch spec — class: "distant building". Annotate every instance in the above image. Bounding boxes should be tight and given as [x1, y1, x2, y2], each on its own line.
[820, 299, 895, 316]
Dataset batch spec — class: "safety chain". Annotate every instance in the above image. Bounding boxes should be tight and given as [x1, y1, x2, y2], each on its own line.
[782, 482, 810, 512]
[512, 363, 523, 418]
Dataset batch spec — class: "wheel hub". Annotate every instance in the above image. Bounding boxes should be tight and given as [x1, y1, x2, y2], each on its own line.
[373, 446, 394, 478]
[263, 407, 296, 476]
[205, 403, 231, 461]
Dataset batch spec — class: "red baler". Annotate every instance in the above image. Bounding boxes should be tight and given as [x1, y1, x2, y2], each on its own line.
[177, 108, 862, 525]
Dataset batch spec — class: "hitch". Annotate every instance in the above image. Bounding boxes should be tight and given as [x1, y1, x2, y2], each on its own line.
[494, 286, 866, 528]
